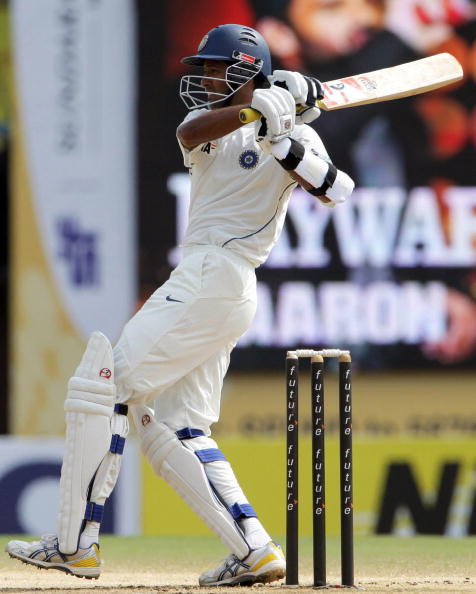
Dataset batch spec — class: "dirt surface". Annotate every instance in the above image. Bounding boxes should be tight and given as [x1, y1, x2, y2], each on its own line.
[0, 568, 474, 594]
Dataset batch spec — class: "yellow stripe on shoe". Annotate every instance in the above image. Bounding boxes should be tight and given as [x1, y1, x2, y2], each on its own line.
[69, 556, 99, 568]
[251, 551, 279, 573]
[68, 544, 100, 568]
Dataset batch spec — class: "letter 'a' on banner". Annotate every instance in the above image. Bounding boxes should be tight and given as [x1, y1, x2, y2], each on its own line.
[10, 0, 136, 435]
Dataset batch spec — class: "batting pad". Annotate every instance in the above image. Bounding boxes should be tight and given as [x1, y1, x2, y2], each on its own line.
[57, 331, 117, 554]
[131, 405, 250, 558]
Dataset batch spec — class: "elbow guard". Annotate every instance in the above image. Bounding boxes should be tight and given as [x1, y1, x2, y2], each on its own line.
[272, 138, 354, 205]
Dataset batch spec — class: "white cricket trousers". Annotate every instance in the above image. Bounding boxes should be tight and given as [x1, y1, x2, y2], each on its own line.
[113, 246, 257, 432]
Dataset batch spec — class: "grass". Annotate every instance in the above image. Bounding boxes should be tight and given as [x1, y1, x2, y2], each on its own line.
[105, 534, 475, 577]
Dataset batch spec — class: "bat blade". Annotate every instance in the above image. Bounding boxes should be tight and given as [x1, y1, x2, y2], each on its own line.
[318, 52, 463, 110]
[238, 52, 463, 123]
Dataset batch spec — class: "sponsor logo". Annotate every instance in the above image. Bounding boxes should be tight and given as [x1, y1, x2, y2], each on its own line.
[57, 218, 99, 287]
[99, 368, 111, 378]
[359, 76, 378, 91]
[201, 141, 217, 154]
[232, 50, 262, 66]
[142, 414, 151, 426]
[166, 295, 184, 303]
[239, 149, 259, 170]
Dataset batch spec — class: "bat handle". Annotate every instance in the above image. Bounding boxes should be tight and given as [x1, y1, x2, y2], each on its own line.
[239, 108, 261, 124]
[240, 100, 327, 124]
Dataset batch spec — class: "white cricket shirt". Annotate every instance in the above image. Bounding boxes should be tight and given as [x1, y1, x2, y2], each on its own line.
[177, 108, 329, 267]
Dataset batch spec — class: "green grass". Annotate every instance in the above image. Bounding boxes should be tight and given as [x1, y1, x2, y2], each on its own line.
[107, 535, 475, 577]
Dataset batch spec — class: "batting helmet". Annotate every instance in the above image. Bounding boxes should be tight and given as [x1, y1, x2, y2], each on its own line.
[182, 24, 272, 76]
[180, 24, 272, 110]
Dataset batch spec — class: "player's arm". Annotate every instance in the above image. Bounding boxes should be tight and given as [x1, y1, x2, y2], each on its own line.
[290, 172, 333, 205]
[177, 105, 249, 150]
[270, 136, 354, 207]
[251, 84, 354, 206]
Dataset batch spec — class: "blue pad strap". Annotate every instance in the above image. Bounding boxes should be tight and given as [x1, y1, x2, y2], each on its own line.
[195, 448, 227, 463]
[110, 434, 126, 454]
[176, 427, 206, 440]
[84, 502, 104, 523]
[230, 502, 257, 519]
[114, 403, 129, 415]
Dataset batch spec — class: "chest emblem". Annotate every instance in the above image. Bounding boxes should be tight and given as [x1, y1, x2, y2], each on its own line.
[239, 149, 259, 169]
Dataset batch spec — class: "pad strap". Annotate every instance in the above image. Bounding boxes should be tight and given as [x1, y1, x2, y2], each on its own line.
[110, 434, 126, 454]
[84, 502, 104, 523]
[230, 502, 257, 519]
[196, 448, 228, 463]
[176, 427, 206, 440]
[274, 138, 304, 170]
[114, 403, 129, 415]
[308, 163, 338, 197]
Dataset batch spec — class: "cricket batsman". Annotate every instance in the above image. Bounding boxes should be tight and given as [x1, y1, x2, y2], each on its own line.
[5, 24, 354, 586]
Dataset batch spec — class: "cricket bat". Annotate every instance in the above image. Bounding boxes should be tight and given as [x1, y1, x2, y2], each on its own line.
[239, 52, 463, 123]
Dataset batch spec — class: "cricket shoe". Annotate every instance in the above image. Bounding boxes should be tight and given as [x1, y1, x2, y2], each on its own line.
[199, 541, 285, 586]
[5, 534, 101, 579]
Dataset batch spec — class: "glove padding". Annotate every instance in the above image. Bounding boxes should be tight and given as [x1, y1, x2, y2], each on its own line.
[269, 70, 324, 124]
[251, 85, 296, 145]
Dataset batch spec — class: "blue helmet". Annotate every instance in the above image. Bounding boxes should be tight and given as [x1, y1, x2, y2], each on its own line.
[180, 24, 272, 110]
[182, 24, 272, 77]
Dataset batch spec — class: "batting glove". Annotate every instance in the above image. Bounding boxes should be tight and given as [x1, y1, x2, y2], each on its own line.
[269, 70, 324, 124]
[251, 85, 296, 146]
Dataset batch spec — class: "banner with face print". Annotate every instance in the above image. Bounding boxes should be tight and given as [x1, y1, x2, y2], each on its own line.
[141, 0, 476, 371]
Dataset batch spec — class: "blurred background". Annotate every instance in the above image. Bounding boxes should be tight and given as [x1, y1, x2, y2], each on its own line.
[0, 0, 475, 543]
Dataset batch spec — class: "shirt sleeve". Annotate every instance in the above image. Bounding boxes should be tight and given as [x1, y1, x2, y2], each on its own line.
[176, 108, 209, 168]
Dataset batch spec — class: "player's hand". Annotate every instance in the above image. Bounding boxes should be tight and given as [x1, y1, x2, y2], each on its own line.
[269, 70, 323, 124]
[251, 86, 295, 145]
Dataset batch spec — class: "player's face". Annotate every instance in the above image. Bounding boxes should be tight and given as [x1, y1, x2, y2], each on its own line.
[201, 60, 229, 108]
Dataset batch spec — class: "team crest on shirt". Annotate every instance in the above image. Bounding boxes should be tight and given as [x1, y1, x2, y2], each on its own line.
[239, 149, 259, 169]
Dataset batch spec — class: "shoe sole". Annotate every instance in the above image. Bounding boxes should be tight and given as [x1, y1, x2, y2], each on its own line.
[7, 551, 100, 579]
